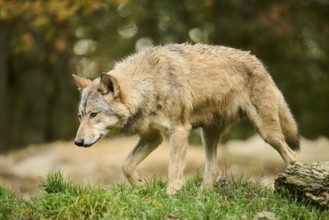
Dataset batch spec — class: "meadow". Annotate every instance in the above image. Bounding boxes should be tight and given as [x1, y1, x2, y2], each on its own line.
[1, 172, 328, 219]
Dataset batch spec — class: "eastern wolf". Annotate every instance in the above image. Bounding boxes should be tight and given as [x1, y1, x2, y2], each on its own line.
[73, 43, 299, 194]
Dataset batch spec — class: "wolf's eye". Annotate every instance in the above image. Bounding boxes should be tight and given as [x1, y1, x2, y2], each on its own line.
[90, 112, 98, 118]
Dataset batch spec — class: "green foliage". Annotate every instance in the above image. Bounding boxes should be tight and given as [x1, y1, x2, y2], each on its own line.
[0, 185, 27, 219]
[1, 172, 328, 219]
[39, 171, 83, 195]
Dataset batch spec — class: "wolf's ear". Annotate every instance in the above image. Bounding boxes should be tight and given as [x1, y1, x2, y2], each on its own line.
[98, 74, 120, 97]
[72, 74, 91, 91]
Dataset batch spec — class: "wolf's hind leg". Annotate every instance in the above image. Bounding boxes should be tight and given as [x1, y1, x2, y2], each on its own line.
[260, 129, 297, 166]
[122, 131, 163, 185]
[201, 125, 221, 188]
[247, 102, 297, 166]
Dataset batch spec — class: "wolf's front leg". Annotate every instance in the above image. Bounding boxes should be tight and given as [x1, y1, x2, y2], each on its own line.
[167, 124, 191, 194]
[122, 131, 162, 185]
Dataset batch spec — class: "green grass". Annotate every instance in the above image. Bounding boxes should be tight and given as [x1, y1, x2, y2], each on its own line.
[0, 185, 29, 219]
[1, 172, 328, 219]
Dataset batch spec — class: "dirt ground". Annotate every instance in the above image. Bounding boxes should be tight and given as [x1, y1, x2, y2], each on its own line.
[1, 135, 328, 200]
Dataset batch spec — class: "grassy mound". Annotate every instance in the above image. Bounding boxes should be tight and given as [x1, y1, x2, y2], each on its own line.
[1, 172, 328, 219]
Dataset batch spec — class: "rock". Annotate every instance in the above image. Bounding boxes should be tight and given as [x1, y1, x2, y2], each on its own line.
[274, 162, 329, 209]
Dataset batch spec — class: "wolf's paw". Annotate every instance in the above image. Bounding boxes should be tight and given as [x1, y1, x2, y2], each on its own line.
[166, 181, 183, 195]
[135, 177, 146, 185]
[289, 159, 298, 165]
[200, 183, 214, 191]
[201, 177, 217, 189]
[166, 187, 179, 195]
[127, 173, 146, 186]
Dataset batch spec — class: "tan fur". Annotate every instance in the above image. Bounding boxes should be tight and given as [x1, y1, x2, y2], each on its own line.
[73, 43, 299, 194]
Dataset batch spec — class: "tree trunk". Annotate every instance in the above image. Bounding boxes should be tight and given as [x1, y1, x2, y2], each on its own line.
[0, 24, 9, 152]
[274, 162, 329, 209]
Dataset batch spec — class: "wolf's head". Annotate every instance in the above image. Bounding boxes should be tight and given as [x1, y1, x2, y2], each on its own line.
[72, 74, 129, 147]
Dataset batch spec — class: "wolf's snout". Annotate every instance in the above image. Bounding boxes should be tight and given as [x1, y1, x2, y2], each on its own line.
[74, 138, 85, 147]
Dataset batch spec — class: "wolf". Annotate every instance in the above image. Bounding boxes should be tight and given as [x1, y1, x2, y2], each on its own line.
[73, 43, 299, 194]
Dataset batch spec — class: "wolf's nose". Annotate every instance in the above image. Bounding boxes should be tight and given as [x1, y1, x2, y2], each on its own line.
[74, 139, 85, 146]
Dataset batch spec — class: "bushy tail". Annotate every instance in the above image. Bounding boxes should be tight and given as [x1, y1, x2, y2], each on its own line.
[278, 97, 300, 151]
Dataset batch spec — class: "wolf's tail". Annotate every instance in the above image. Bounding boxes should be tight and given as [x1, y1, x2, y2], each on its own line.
[278, 96, 300, 151]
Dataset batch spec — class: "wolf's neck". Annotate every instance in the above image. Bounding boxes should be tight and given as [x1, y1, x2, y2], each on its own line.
[122, 108, 144, 134]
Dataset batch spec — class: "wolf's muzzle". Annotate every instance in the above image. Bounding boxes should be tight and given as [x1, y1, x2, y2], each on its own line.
[74, 138, 85, 147]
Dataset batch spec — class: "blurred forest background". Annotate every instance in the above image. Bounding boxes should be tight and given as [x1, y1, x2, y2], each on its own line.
[0, 0, 328, 152]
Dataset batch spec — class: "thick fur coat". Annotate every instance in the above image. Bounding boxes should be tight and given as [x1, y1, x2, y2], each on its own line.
[73, 43, 299, 194]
